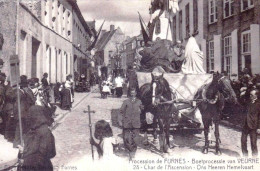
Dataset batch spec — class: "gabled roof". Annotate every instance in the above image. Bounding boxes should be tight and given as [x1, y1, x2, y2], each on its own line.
[95, 29, 117, 51]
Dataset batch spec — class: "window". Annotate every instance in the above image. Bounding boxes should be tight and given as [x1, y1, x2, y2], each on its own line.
[109, 51, 113, 58]
[241, 31, 252, 73]
[185, 4, 190, 38]
[241, 0, 254, 11]
[223, 36, 232, 77]
[223, 0, 234, 18]
[193, 0, 198, 32]
[209, 41, 214, 72]
[225, 57, 231, 77]
[209, 0, 217, 24]
[179, 10, 183, 41]
[242, 31, 251, 53]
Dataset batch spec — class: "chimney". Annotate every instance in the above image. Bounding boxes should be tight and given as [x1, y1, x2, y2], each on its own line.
[110, 25, 115, 31]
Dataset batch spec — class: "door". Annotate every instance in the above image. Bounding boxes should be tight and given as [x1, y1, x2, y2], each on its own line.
[244, 55, 252, 75]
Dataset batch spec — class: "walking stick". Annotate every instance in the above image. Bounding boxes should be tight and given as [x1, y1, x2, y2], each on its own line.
[84, 105, 95, 160]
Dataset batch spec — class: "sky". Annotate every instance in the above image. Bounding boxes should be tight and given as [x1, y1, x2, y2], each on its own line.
[77, 0, 151, 37]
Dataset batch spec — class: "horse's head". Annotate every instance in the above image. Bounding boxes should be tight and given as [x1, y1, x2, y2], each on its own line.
[214, 72, 238, 104]
[151, 73, 173, 105]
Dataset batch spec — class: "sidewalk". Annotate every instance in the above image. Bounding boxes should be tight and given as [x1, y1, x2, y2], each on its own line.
[0, 86, 97, 169]
[51, 86, 97, 130]
[0, 135, 19, 170]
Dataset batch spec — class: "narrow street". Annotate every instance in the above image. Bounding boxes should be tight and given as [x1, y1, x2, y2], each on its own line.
[51, 90, 260, 171]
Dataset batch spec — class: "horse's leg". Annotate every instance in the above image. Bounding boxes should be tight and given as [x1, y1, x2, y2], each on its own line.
[157, 118, 165, 153]
[165, 116, 172, 150]
[202, 120, 210, 154]
[152, 116, 158, 143]
[214, 115, 222, 155]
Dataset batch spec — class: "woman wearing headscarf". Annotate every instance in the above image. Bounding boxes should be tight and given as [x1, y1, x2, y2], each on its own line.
[181, 37, 206, 74]
[18, 105, 56, 171]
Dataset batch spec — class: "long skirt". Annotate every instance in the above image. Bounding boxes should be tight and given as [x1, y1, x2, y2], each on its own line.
[60, 89, 72, 110]
[115, 87, 123, 97]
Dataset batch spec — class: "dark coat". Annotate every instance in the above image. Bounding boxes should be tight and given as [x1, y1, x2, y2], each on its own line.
[3, 84, 16, 140]
[120, 98, 142, 128]
[244, 100, 260, 129]
[60, 88, 72, 110]
[127, 70, 139, 89]
[21, 106, 56, 171]
[13, 88, 35, 147]
[14, 88, 35, 121]
[41, 77, 49, 87]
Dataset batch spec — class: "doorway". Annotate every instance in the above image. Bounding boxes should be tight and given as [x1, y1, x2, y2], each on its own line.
[244, 55, 252, 75]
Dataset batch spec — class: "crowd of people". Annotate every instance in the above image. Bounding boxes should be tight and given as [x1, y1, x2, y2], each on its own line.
[99, 74, 125, 99]
[0, 72, 57, 170]
[99, 66, 140, 99]
[0, 69, 84, 170]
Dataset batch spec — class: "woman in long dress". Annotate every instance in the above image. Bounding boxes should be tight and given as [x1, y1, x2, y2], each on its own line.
[181, 37, 206, 74]
[60, 81, 73, 110]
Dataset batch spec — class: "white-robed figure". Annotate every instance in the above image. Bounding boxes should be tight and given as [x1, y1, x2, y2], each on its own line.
[182, 37, 206, 74]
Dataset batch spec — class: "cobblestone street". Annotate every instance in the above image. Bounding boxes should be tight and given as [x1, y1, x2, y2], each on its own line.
[51, 89, 260, 171]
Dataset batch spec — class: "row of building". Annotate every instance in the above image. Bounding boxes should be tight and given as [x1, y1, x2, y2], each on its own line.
[169, 0, 260, 78]
[94, 28, 144, 77]
[0, 0, 95, 83]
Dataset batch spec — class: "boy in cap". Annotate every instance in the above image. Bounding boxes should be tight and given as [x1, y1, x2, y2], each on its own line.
[120, 88, 144, 159]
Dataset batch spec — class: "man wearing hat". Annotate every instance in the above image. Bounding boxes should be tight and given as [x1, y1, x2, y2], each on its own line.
[13, 75, 36, 147]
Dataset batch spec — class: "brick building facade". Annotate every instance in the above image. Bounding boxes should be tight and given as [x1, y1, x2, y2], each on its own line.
[0, 0, 94, 83]
[204, 0, 260, 78]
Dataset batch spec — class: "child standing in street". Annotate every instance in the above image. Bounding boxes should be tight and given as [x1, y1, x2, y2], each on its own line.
[90, 120, 117, 159]
[120, 88, 143, 160]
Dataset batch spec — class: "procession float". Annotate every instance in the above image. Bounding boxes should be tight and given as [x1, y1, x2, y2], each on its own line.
[134, 0, 238, 154]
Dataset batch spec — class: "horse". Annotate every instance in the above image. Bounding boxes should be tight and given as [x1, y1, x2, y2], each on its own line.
[138, 73, 177, 153]
[194, 72, 237, 155]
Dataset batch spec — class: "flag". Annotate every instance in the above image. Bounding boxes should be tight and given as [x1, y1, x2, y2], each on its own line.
[87, 20, 105, 51]
[138, 13, 150, 46]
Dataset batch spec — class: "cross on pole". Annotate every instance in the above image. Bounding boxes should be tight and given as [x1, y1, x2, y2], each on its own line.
[84, 105, 95, 160]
